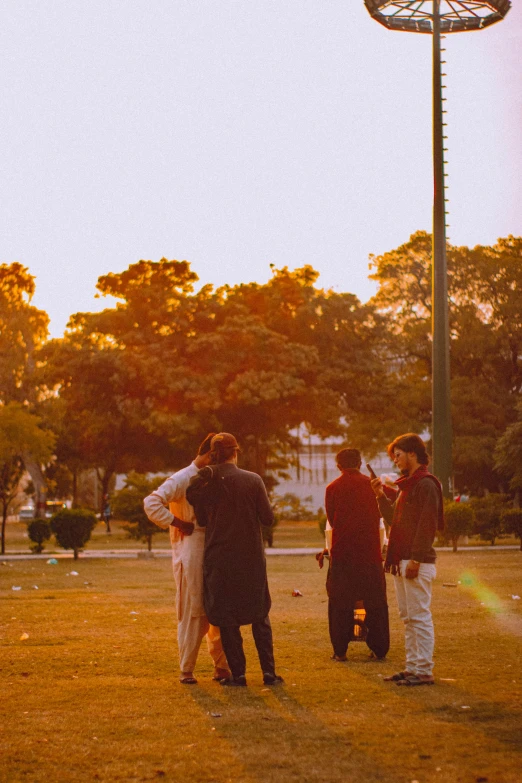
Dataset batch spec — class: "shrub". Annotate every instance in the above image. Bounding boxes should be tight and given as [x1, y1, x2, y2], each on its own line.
[443, 500, 474, 552]
[27, 519, 52, 553]
[470, 494, 509, 546]
[501, 508, 522, 551]
[272, 493, 315, 522]
[50, 508, 97, 560]
[113, 472, 166, 551]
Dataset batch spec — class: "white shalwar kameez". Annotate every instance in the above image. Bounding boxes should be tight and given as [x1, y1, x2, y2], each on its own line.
[143, 462, 228, 676]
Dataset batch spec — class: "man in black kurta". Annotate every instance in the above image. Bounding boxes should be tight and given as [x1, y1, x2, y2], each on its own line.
[186, 432, 283, 687]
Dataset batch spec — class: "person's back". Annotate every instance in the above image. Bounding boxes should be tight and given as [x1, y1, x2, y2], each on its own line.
[326, 469, 382, 566]
[324, 448, 390, 662]
[186, 432, 282, 687]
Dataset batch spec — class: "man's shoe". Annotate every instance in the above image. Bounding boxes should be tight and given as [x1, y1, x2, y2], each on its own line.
[220, 675, 247, 687]
[263, 673, 285, 686]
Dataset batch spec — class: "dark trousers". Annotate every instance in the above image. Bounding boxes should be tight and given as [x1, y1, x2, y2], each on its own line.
[219, 616, 276, 679]
[327, 561, 390, 659]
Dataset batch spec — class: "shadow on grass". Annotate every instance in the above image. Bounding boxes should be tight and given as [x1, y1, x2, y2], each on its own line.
[188, 683, 404, 783]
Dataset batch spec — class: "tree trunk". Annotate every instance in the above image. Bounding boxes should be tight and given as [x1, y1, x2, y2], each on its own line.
[97, 467, 115, 517]
[452, 537, 458, 553]
[73, 547, 79, 560]
[147, 534, 152, 552]
[1, 503, 7, 555]
[72, 468, 78, 508]
[24, 456, 47, 519]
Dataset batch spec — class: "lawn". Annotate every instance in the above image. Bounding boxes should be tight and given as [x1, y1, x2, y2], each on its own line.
[2, 519, 327, 554]
[4, 518, 519, 555]
[1, 550, 521, 783]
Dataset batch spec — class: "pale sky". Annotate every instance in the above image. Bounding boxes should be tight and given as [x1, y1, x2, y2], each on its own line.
[1, 1, 520, 338]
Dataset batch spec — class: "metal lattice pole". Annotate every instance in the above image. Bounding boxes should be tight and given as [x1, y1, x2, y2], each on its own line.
[363, 1, 511, 496]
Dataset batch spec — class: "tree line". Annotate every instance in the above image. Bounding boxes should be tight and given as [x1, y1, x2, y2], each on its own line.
[1, 231, 521, 552]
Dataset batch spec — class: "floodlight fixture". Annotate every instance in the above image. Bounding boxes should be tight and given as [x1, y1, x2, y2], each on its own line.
[364, 0, 511, 496]
[364, 1, 511, 33]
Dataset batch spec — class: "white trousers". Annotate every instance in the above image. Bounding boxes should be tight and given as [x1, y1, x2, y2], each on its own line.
[393, 560, 436, 677]
[176, 561, 228, 675]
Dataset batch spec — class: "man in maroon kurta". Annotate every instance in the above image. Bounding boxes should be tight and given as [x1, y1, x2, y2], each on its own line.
[325, 448, 390, 661]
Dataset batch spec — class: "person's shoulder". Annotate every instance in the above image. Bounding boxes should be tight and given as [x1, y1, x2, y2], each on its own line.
[237, 467, 262, 481]
[166, 462, 198, 485]
[326, 474, 343, 491]
[416, 475, 442, 497]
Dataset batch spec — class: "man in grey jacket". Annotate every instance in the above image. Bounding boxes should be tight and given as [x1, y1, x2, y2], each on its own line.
[371, 433, 443, 687]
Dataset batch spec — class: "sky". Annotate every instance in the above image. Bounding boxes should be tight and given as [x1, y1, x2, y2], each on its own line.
[1, 1, 521, 338]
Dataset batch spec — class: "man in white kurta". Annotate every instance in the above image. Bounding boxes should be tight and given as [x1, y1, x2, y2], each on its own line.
[144, 447, 229, 684]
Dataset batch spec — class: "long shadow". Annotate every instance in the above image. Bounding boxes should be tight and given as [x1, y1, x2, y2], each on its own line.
[331, 657, 522, 753]
[188, 682, 406, 783]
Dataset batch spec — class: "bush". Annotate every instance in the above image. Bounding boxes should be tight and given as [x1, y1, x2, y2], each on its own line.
[501, 508, 522, 551]
[443, 500, 474, 552]
[27, 519, 51, 553]
[470, 494, 509, 546]
[50, 508, 97, 560]
[113, 472, 166, 551]
[272, 493, 315, 522]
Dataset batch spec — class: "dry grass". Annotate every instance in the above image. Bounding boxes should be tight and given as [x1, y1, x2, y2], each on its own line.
[1, 551, 521, 783]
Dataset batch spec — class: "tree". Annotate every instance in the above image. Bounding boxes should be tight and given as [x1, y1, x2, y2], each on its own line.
[369, 232, 522, 492]
[27, 519, 52, 553]
[470, 495, 509, 546]
[50, 508, 97, 560]
[0, 403, 55, 554]
[0, 263, 51, 516]
[501, 508, 522, 551]
[494, 399, 522, 497]
[58, 259, 390, 492]
[443, 500, 474, 552]
[112, 472, 166, 551]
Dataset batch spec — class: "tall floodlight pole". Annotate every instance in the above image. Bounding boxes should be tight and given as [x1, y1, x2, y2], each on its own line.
[364, 1, 511, 496]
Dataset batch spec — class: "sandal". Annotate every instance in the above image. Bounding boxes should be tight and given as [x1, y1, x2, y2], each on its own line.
[396, 675, 435, 687]
[331, 655, 348, 662]
[212, 668, 231, 682]
[384, 671, 413, 682]
[179, 676, 198, 685]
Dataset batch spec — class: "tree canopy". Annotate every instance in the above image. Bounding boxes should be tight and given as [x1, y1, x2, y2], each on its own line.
[3, 233, 520, 507]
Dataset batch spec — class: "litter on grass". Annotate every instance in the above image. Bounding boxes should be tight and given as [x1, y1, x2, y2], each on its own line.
[20, 633, 29, 641]
[511, 595, 520, 600]
[12, 586, 21, 591]
[292, 589, 303, 597]
[47, 558, 58, 565]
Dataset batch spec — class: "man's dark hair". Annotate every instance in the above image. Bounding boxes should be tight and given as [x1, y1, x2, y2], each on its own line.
[198, 433, 217, 456]
[336, 448, 362, 469]
[387, 433, 429, 466]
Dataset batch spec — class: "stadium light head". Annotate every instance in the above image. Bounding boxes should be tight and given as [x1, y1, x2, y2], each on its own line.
[364, 1, 511, 34]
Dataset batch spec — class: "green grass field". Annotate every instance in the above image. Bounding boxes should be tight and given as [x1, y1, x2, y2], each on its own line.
[1, 550, 521, 782]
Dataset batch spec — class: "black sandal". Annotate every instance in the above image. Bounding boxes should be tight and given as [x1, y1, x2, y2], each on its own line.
[384, 671, 412, 682]
[396, 675, 435, 686]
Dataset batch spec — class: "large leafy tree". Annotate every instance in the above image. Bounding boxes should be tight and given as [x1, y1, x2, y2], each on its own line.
[0, 403, 55, 553]
[369, 232, 522, 492]
[0, 263, 52, 514]
[44, 259, 390, 489]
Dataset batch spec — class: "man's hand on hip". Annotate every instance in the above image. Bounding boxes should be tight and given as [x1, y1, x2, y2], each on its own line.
[170, 516, 195, 536]
[405, 560, 420, 579]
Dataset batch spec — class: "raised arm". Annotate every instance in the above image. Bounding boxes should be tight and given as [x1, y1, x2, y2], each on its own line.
[143, 465, 196, 532]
